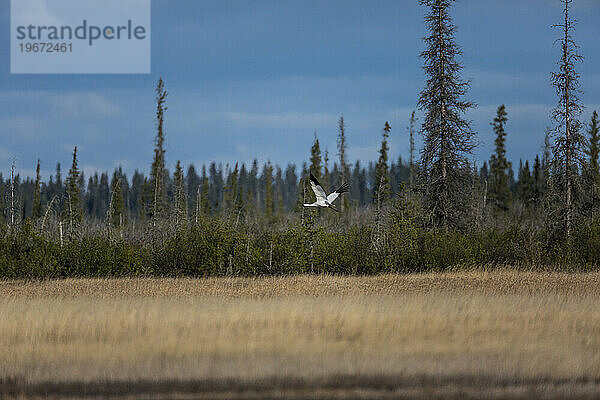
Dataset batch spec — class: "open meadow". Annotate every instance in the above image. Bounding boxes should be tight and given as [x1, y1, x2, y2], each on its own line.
[0, 270, 599, 399]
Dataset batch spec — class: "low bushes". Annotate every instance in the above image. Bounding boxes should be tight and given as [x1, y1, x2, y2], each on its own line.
[0, 217, 598, 278]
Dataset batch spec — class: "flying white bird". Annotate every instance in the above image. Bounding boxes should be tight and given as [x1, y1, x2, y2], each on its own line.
[303, 172, 349, 212]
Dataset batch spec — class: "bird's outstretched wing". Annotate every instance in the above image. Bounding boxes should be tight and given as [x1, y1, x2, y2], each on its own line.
[309, 172, 327, 201]
[327, 182, 349, 203]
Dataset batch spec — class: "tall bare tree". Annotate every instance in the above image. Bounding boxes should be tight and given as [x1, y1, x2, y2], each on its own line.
[418, 0, 476, 228]
[550, 0, 584, 237]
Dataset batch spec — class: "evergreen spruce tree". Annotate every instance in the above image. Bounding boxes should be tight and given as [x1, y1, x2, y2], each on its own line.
[248, 159, 259, 209]
[532, 155, 545, 203]
[372, 121, 392, 254]
[263, 161, 274, 219]
[295, 161, 309, 214]
[238, 163, 248, 200]
[479, 161, 489, 182]
[284, 164, 298, 210]
[86, 173, 99, 218]
[337, 115, 350, 211]
[129, 170, 144, 219]
[418, 0, 476, 228]
[173, 160, 188, 225]
[358, 161, 369, 206]
[64, 146, 83, 231]
[275, 166, 284, 216]
[186, 165, 201, 218]
[224, 163, 238, 212]
[585, 111, 600, 186]
[374, 121, 391, 201]
[98, 173, 110, 219]
[550, 0, 584, 236]
[227, 163, 244, 222]
[208, 162, 224, 213]
[309, 131, 322, 179]
[149, 77, 168, 225]
[517, 160, 534, 205]
[488, 105, 512, 212]
[120, 173, 131, 218]
[109, 168, 126, 228]
[200, 165, 210, 216]
[77, 171, 85, 201]
[139, 177, 152, 221]
[32, 159, 42, 220]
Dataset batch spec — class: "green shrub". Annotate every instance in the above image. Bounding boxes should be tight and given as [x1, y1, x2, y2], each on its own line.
[0, 216, 598, 279]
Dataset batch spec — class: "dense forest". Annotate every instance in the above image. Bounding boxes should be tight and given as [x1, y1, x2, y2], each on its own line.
[2, 0, 600, 278]
[0, 141, 412, 224]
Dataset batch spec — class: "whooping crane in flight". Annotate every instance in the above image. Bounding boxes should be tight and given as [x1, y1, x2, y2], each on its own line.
[303, 172, 349, 212]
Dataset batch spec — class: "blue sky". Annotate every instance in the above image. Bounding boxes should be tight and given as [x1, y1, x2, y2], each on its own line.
[1, 0, 600, 180]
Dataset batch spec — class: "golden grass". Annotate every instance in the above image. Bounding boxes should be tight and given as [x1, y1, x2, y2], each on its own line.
[1, 271, 600, 398]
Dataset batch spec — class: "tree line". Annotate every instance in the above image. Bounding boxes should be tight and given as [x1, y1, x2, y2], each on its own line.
[0, 145, 412, 225]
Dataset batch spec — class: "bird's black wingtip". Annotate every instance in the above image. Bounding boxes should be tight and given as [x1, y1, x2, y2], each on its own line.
[309, 171, 321, 186]
[336, 182, 350, 194]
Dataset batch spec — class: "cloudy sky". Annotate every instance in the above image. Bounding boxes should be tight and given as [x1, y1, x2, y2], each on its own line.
[1, 0, 600, 179]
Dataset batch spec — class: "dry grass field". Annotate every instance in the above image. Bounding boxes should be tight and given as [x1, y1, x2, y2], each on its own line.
[1, 270, 600, 399]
